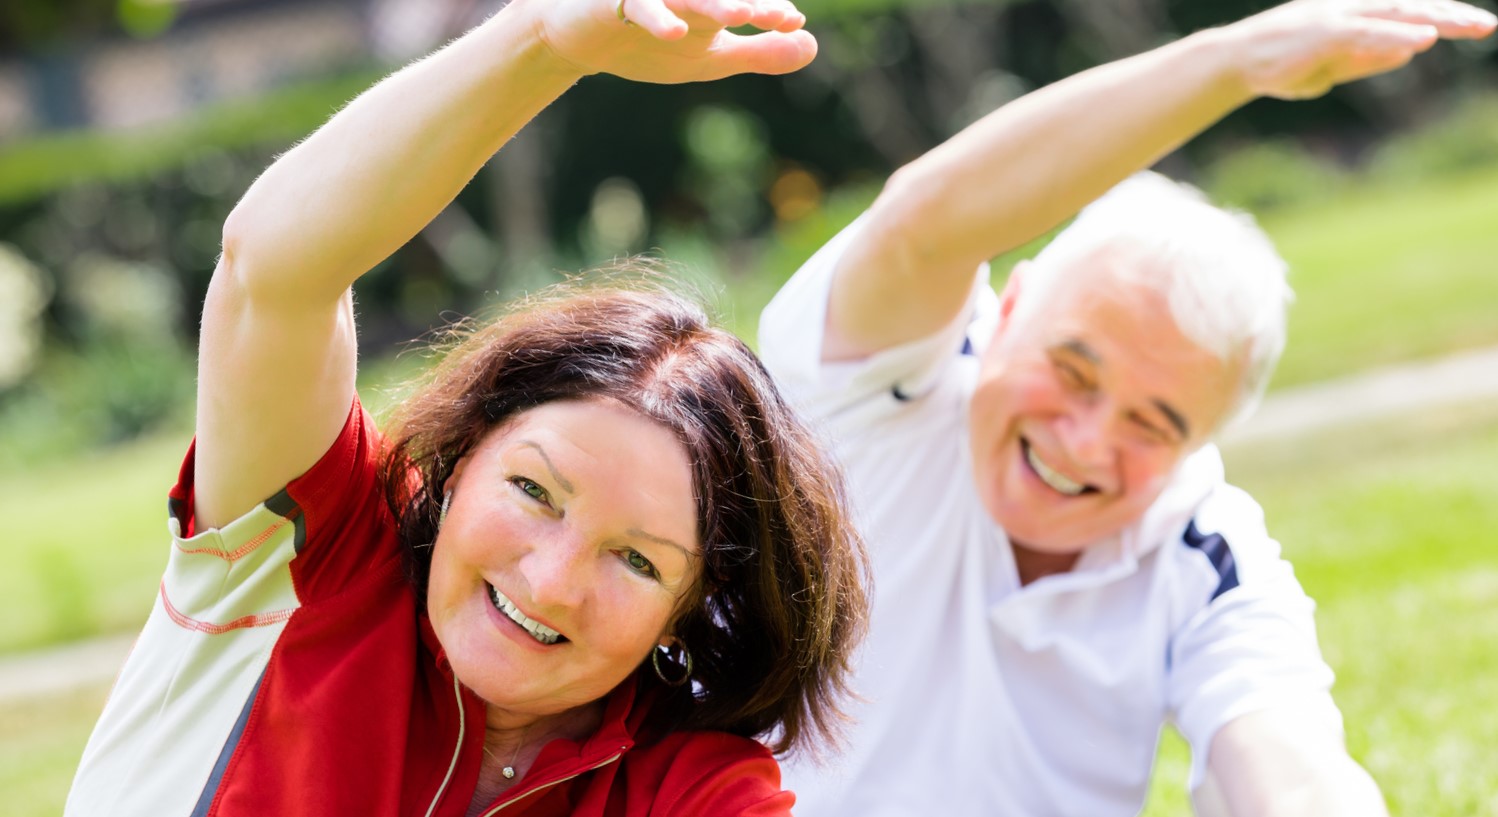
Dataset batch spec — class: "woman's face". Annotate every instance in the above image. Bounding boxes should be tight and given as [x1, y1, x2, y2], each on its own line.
[427, 398, 702, 718]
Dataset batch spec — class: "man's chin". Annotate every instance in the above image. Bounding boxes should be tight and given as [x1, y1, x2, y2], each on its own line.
[986, 504, 1099, 555]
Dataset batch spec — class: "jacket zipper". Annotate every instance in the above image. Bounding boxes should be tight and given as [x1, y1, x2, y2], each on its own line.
[424, 674, 468, 817]
[477, 748, 627, 817]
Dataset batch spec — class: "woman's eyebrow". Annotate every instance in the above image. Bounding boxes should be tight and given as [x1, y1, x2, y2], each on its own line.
[516, 440, 575, 495]
[628, 528, 697, 560]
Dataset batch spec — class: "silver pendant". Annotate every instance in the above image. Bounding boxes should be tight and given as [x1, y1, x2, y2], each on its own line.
[502, 766, 516, 780]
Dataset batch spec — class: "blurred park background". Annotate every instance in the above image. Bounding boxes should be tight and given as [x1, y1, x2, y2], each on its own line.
[1, 0, 1496, 813]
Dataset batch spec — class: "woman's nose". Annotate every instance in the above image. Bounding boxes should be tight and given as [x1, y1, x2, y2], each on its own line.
[519, 534, 590, 612]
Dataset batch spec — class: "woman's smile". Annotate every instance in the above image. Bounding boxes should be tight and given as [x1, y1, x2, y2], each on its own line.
[486, 582, 566, 645]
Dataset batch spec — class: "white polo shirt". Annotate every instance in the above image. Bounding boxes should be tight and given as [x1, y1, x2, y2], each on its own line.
[760, 218, 1342, 817]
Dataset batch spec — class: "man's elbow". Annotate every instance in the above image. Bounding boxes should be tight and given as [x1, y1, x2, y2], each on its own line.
[863, 162, 956, 271]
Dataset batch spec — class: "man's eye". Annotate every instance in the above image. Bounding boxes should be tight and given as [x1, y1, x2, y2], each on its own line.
[623, 549, 658, 579]
[1055, 361, 1088, 389]
[1128, 415, 1170, 445]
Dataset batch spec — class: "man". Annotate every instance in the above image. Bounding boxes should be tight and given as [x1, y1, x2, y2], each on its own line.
[759, 1, 1495, 815]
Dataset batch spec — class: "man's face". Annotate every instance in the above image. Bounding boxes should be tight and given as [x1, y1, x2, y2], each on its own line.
[968, 250, 1242, 553]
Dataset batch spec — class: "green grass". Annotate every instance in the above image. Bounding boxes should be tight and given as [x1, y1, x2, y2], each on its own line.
[0, 686, 112, 817]
[1252, 167, 1498, 390]
[0, 431, 187, 654]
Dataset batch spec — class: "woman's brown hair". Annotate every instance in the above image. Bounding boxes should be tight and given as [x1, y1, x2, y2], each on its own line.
[379, 273, 869, 758]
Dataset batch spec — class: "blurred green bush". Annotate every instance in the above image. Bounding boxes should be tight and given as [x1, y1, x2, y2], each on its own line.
[1369, 93, 1498, 184]
[1202, 139, 1348, 213]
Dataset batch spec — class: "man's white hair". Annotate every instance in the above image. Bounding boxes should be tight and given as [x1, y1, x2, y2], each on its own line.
[1019, 171, 1293, 434]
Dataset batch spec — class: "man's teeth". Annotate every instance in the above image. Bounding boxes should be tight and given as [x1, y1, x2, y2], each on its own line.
[488, 585, 562, 645]
[1025, 445, 1086, 496]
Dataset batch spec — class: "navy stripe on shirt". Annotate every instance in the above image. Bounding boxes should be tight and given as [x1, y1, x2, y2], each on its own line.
[1183, 520, 1241, 601]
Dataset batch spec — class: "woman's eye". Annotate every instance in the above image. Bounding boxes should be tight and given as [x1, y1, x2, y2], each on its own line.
[512, 477, 550, 505]
[623, 549, 658, 579]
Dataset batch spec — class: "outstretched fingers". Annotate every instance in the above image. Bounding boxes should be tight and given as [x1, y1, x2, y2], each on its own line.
[618, 0, 691, 40]
[673, 0, 807, 31]
[744, 0, 808, 33]
[1323, 15, 1438, 87]
[697, 28, 818, 79]
[620, 0, 809, 39]
[1356, 0, 1498, 39]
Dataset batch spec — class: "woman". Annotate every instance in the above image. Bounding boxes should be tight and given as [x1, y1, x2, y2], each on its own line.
[65, 1, 867, 815]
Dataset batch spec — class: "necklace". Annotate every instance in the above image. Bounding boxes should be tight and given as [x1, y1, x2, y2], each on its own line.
[482, 740, 523, 780]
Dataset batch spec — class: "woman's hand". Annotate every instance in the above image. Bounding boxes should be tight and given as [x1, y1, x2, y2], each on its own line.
[1224, 0, 1495, 100]
[530, 0, 817, 83]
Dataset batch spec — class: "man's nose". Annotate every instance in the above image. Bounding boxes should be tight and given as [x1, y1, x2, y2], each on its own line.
[1059, 399, 1113, 469]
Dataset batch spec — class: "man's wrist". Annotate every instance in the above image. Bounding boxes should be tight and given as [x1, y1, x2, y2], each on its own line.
[1174, 25, 1262, 109]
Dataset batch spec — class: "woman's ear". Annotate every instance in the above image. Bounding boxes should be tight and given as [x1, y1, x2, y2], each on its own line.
[442, 448, 479, 503]
[436, 454, 476, 530]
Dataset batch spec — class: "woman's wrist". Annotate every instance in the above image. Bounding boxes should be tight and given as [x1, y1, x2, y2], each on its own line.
[476, 0, 593, 87]
[504, 0, 621, 83]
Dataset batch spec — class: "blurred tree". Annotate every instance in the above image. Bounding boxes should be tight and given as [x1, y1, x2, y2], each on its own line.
[0, 0, 116, 52]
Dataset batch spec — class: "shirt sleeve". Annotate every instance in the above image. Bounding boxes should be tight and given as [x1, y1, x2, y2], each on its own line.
[1166, 484, 1343, 790]
[757, 214, 997, 431]
[165, 396, 398, 609]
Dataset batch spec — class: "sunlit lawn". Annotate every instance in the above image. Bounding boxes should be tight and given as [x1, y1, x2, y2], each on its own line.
[0, 431, 186, 653]
[1263, 166, 1498, 389]
[0, 686, 111, 817]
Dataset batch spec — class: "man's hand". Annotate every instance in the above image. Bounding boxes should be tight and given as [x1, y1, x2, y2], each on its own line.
[1226, 0, 1496, 100]
[532, 0, 817, 83]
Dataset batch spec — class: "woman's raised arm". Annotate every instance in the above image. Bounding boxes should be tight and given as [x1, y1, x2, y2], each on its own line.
[194, 0, 816, 528]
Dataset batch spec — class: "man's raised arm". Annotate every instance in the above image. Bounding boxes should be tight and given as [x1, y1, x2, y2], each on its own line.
[823, 0, 1495, 362]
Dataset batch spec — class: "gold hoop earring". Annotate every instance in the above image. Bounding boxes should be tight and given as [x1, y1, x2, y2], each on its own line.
[652, 638, 692, 687]
[438, 491, 451, 528]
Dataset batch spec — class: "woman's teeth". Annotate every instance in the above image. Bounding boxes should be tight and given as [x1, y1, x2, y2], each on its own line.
[488, 585, 562, 645]
[1025, 444, 1086, 496]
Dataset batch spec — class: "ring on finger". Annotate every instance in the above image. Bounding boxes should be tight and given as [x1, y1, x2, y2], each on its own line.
[616, 0, 634, 26]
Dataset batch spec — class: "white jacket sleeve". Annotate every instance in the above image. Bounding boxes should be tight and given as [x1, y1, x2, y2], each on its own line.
[757, 214, 995, 429]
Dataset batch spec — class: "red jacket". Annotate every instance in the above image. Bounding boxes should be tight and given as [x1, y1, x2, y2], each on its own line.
[67, 401, 793, 817]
